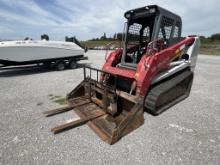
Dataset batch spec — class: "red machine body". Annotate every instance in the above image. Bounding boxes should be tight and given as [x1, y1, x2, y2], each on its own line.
[102, 37, 195, 97]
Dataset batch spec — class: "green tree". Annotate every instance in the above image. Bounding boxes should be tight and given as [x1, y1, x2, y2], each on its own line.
[100, 32, 107, 40]
[210, 33, 220, 41]
[41, 34, 49, 41]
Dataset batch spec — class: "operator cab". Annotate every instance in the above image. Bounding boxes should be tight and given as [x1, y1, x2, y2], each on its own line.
[120, 5, 182, 69]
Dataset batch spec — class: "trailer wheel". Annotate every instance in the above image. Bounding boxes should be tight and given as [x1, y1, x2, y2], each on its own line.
[56, 61, 66, 71]
[69, 60, 77, 69]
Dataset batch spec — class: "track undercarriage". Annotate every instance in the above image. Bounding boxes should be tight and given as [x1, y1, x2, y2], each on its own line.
[145, 69, 194, 115]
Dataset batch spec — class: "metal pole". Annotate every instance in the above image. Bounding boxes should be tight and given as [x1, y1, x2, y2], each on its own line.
[97, 70, 99, 82]
[83, 66, 86, 80]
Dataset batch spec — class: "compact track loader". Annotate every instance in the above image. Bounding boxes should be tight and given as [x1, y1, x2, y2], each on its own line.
[44, 5, 200, 144]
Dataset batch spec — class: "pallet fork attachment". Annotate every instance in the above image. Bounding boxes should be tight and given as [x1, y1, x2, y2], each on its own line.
[44, 66, 144, 144]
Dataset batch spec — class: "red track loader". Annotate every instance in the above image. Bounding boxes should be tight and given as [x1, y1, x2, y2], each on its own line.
[44, 5, 200, 144]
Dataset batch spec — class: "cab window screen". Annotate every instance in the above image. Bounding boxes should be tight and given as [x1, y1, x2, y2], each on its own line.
[158, 16, 174, 44]
[127, 23, 142, 45]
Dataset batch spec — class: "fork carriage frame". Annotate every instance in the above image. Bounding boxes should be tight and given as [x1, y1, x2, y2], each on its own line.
[44, 66, 144, 144]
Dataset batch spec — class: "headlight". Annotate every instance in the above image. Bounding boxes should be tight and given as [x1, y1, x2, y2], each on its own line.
[149, 8, 156, 13]
[125, 13, 131, 19]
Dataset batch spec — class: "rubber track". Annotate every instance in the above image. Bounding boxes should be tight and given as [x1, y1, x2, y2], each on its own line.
[145, 70, 193, 115]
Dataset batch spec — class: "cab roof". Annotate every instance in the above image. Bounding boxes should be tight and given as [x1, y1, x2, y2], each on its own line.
[124, 5, 182, 23]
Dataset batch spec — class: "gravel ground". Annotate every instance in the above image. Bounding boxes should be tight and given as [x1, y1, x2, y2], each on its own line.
[0, 50, 220, 165]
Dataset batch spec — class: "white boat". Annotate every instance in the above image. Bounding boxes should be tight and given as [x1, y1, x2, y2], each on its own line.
[0, 40, 87, 70]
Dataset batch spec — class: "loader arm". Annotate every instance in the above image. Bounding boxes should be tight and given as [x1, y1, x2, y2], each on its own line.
[135, 37, 195, 96]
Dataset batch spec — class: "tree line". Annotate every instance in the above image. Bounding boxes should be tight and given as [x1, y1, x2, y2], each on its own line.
[89, 32, 124, 41]
[89, 32, 220, 42]
[200, 33, 220, 42]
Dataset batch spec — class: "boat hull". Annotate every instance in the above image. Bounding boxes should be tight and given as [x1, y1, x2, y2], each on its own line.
[0, 40, 85, 66]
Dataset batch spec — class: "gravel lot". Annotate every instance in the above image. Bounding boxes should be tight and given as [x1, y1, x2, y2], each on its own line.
[0, 50, 220, 165]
